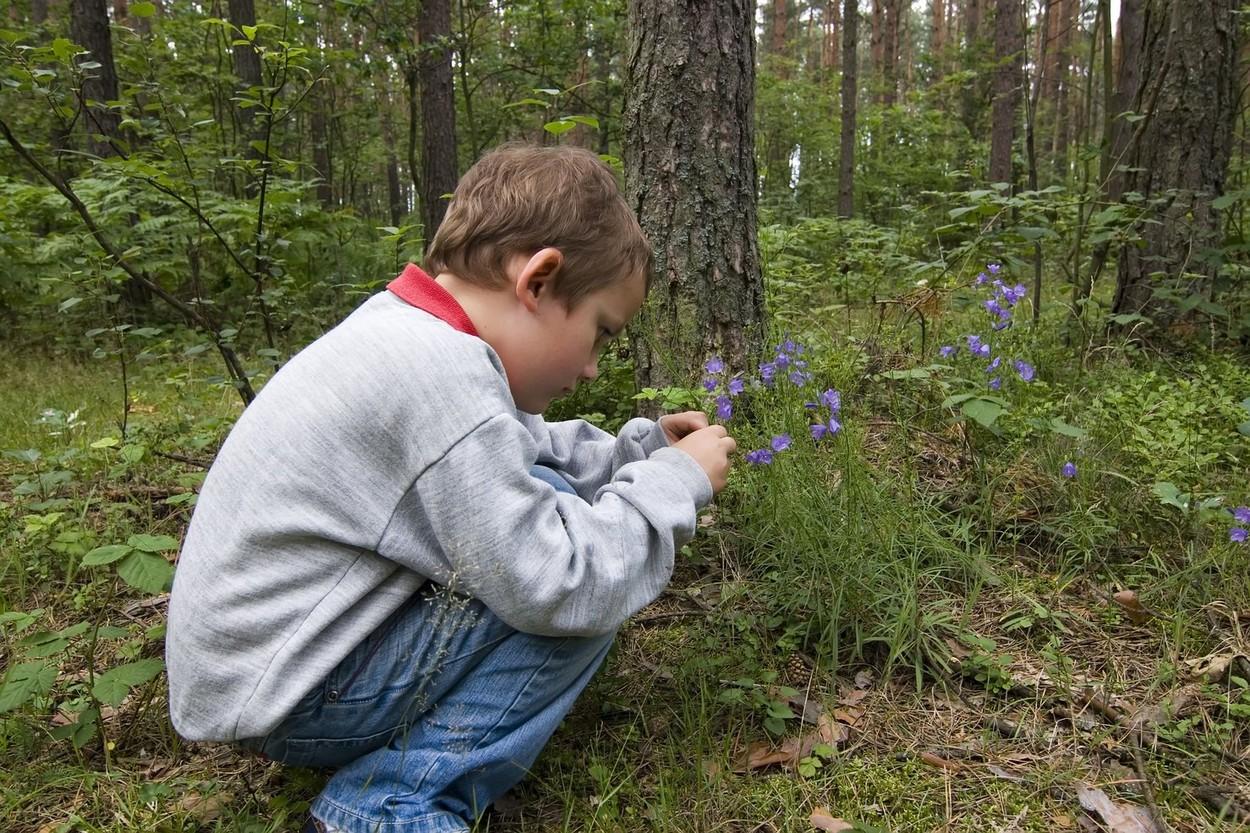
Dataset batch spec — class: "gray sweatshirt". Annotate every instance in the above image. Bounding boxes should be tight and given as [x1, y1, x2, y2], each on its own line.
[165, 290, 712, 742]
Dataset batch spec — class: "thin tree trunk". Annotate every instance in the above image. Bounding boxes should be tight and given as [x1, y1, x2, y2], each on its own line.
[838, 0, 858, 218]
[988, 0, 1022, 185]
[417, 0, 457, 243]
[70, 0, 121, 158]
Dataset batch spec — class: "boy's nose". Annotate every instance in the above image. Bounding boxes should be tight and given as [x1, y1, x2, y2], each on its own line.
[581, 358, 599, 381]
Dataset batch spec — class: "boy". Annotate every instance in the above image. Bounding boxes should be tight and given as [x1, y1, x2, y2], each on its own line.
[166, 143, 736, 833]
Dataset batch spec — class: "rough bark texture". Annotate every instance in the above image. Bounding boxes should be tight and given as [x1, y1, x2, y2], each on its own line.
[838, 0, 857, 218]
[417, 0, 457, 242]
[988, 0, 1022, 185]
[226, 0, 262, 135]
[70, 0, 121, 157]
[931, 0, 945, 75]
[624, 0, 763, 397]
[1106, 0, 1145, 202]
[310, 95, 334, 208]
[1113, 0, 1238, 322]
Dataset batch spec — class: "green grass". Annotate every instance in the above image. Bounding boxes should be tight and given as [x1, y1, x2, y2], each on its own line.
[2, 300, 1249, 833]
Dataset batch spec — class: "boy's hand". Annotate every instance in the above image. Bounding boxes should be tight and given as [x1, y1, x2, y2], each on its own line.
[672, 425, 736, 494]
[659, 411, 710, 445]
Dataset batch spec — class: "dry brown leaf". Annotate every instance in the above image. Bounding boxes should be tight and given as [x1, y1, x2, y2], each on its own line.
[832, 706, 863, 726]
[1111, 590, 1152, 625]
[986, 764, 1024, 782]
[809, 808, 855, 831]
[854, 669, 875, 689]
[1076, 784, 1158, 833]
[178, 791, 235, 822]
[777, 689, 826, 726]
[1050, 813, 1076, 830]
[1184, 652, 1242, 682]
[1128, 684, 1200, 730]
[918, 751, 963, 771]
[737, 715, 848, 772]
[838, 688, 870, 707]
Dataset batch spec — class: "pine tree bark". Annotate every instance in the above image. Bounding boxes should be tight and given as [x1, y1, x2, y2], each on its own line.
[624, 0, 763, 397]
[417, 0, 457, 242]
[70, 0, 121, 158]
[988, 0, 1022, 184]
[838, 0, 857, 218]
[931, 0, 945, 77]
[1113, 0, 1238, 323]
[226, 0, 262, 137]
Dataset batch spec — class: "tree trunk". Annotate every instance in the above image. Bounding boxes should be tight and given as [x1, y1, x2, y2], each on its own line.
[1106, 0, 1145, 202]
[838, 0, 857, 218]
[70, 0, 121, 158]
[226, 0, 262, 138]
[33, 0, 49, 24]
[311, 92, 334, 209]
[624, 0, 764, 397]
[1113, 0, 1238, 323]
[988, 0, 1022, 185]
[931, 0, 945, 77]
[378, 82, 406, 227]
[417, 0, 457, 243]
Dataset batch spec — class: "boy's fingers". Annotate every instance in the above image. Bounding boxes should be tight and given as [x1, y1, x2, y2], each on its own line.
[722, 437, 737, 453]
[705, 424, 728, 438]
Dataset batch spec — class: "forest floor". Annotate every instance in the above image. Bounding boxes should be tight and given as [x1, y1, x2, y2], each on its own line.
[1, 344, 1248, 833]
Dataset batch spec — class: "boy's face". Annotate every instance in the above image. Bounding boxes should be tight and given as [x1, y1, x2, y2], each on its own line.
[501, 252, 646, 413]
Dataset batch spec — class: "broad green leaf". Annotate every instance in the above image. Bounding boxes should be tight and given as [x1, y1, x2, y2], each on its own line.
[941, 392, 977, 408]
[50, 707, 98, 748]
[83, 544, 132, 566]
[0, 661, 56, 712]
[117, 550, 174, 594]
[1151, 481, 1189, 511]
[92, 658, 164, 706]
[961, 398, 1004, 428]
[58, 296, 84, 313]
[1048, 418, 1088, 439]
[52, 37, 77, 61]
[543, 119, 577, 136]
[126, 533, 178, 553]
[131, 1, 157, 17]
[947, 205, 979, 219]
[94, 625, 131, 640]
[878, 368, 930, 380]
[566, 115, 599, 128]
[20, 630, 69, 657]
[241, 24, 258, 40]
[89, 436, 120, 449]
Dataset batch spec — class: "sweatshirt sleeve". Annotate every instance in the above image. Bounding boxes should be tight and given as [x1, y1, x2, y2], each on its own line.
[519, 414, 671, 501]
[377, 413, 712, 637]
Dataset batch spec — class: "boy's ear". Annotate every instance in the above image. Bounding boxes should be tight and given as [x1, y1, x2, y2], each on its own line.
[514, 247, 564, 313]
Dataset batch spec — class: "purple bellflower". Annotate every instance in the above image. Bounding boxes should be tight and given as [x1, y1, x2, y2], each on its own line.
[939, 345, 957, 358]
[1234, 506, 1250, 525]
[745, 449, 774, 465]
[728, 376, 745, 396]
[1231, 527, 1248, 544]
[771, 434, 792, 452]
[715, 396, 732, 421]
[704, 357, 725, 375]
[1014, 360, 1035, 382]
[1061, 462, 1077, 478]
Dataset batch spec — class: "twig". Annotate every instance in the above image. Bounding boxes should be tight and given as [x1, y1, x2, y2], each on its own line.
[152, 450, 212, 469]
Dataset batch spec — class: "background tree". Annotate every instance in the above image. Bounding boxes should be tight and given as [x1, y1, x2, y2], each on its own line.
[838, 0, 857, 219]
[624, 0, 764, 394]
[988, 0, 1022, 185]
[418, 0, 457, 241]
[69, 0, 120, 158]
[1113, 0, 1240, 322]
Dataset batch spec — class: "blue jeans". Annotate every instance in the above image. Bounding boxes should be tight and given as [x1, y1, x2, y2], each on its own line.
[242, 467, 614, 832]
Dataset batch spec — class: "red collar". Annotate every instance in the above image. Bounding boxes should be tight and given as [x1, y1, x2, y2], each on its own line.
[386, 264, 480, 337]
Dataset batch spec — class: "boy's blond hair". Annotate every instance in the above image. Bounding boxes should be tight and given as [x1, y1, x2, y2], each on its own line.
[424, 144, 652, 308]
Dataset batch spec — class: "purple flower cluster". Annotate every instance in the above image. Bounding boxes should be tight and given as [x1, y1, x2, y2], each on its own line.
[702, 356, 746, 421]
[938, 263, 1035, 391]
[759, 338, 813, 388]
[1061, 461, 1077, 478]
[807, 388, 843, 441]
[1230, 505, 1250, 544]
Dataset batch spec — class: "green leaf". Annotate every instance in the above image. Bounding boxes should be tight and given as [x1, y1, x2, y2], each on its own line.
[82, 544, 132, 566]
[117, 551, 174, 594]
[878, 368, 930, 380]
[50, 707, 98, 748]
[1048, 418, 1088, 439]
[92, 658, 164, 706]
[961, 398, 1004, 428]
[565, 114, 599, 129]
[126, 533, 178, 553]
[542, 119, 577, 136]
[58, 297, 84, 313]
[947, 205, 979, 219]
[131, 1, 157, 17]
[20, 630, 69, 657]
[241, 24, 258, 40]
[1238, 420, 1250, 437]
[1151, 481, 1190, 511]
[0, 661, 57, 712]
[90, 436, 120, 449]
[52, 37, 77, 61]
[941, 392, 977, 408]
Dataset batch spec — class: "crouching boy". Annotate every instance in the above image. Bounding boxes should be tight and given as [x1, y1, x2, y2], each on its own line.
[166, 143, 736, 833]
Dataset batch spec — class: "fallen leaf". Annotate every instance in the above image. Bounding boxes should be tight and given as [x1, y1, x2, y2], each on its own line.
[777, 688, 826, 725]
[986, 764, 1024, 781]
[1184, 653, 1242, 683]
[1076, 783, 1158, 833]
[737, 715, 848, 772]
[918, 751, 963, 771]
[178, 791, 234, 822]
[810, 808, 854, 832]
[832, 706, 863, 726]
[1128, 684, 1200, 730]
[1111, 590, 1152, 624]
[838, 688, 870, 707]
[1050, 813, 1076, 829]
[854, 669, 875, 689]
